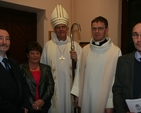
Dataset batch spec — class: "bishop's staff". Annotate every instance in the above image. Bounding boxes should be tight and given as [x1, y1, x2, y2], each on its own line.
[70, 23, 81, 113]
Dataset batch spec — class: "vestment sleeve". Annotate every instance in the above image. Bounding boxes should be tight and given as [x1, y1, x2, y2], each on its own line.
[40, 43, 48, 64]
[106, 78, 114, 108]
[71, 43, 82, 97]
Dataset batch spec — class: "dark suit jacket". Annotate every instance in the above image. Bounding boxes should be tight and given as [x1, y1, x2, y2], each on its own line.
[20, 62, 54, 113]
[112, 52, 137, 113]
[0, 57, 30, 113]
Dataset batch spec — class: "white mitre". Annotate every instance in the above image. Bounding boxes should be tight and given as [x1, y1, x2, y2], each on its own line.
[51, 5, 69, 27]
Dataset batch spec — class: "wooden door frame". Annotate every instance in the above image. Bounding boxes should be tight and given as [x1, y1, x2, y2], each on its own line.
[121, 0, 129, 55]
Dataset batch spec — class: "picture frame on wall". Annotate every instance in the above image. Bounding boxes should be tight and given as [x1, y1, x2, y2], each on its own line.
[79, 42, 90, 48]
[48, 31, 54, 40]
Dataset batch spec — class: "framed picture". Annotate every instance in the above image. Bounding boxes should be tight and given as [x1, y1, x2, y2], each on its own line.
[48, 31, 54, 40]
[79, 42, 90, 48]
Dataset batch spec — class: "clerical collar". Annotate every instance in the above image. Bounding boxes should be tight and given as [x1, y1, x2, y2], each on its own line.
[92, 38, 108, 46]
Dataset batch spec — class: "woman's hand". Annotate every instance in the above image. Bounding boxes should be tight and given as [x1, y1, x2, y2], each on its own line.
[32, 99, 45, 111]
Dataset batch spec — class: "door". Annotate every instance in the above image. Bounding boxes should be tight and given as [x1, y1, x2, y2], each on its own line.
[0, 7, 37, 64]
[121, 0, 141, 54]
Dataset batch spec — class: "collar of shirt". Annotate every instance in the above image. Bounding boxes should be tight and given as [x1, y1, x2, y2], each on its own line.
[92, 38, 108, 46]
[135, 51, 141, 62]
[0, 55, 8, 67]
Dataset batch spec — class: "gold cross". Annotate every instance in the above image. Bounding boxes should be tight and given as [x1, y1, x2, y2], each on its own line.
[59, 56, 65, 61]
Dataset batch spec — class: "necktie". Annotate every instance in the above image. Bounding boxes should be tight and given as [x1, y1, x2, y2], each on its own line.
[2, 58, 10, 72]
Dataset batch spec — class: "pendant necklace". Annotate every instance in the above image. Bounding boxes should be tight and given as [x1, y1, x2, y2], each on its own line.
[57, 44, 67, 62]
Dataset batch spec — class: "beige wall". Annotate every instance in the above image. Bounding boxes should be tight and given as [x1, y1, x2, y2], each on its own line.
[1, 0, 122, 47]
[74, 0, 122, 47]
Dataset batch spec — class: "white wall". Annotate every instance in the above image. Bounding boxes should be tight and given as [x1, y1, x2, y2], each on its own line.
[1, 0, 121, 47]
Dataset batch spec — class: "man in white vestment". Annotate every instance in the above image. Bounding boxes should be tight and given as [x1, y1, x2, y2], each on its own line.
[40, 5, 82, 113]
[71, 16, 122, 113]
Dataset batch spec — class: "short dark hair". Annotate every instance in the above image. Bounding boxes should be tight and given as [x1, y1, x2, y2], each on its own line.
[132, 22, 141, 31]
[91, 16, 108, 28]
[26, 41, 42, 54]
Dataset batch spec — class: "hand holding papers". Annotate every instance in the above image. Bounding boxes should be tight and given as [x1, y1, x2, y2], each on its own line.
[126, 98, 141, 113]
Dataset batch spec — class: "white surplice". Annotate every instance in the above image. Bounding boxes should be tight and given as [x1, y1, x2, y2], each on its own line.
[71, 38, 121, 113]
[40, 32, 82, 113]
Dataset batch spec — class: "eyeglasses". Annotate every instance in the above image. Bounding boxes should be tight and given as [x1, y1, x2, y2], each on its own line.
[132, 32, 141, 39]
[91, 27, 105, 31]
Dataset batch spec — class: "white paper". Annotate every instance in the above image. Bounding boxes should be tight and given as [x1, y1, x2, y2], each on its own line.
[126, 98, 141, 113]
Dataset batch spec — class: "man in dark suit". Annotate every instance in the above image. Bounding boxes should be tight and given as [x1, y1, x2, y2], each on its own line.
[0, 28, 30, 113]
[113, 22, 141, 113]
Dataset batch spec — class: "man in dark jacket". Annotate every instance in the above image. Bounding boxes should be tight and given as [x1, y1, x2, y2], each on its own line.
[0, 28, 30, 113]
[113, 22, 141, 113]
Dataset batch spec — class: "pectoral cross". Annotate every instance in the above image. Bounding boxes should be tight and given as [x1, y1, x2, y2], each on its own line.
[59, 56, 65, 62]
